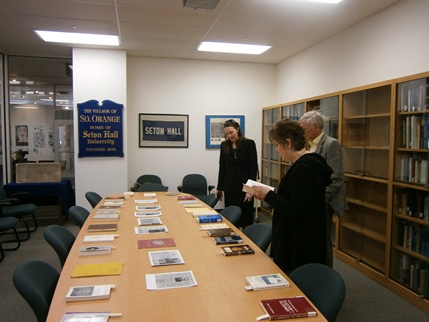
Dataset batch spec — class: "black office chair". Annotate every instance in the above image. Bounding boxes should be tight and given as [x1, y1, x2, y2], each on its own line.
[0, 187, 38, 241]
[198, 193, 219, 208]
[68, 205, 90, 229]
[243, 223, 272, 253]
[0, 216, 21, 261]
[85, 191, 102, 209]
[137, 182, 169, 192]
[43, 225, 76, 268]
[131, 174, 163, 192]
[220, 205, 242, 227]
[177, 174, 215, 199]
[13, 260, 60, 322]
[289, 263, 346, 322]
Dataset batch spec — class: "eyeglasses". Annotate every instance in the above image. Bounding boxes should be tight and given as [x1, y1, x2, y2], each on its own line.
[224, 119, 239, 126]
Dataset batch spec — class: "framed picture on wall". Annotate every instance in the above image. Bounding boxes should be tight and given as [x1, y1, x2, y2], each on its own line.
[205, 115, 245, 149]
[139, 113, 189, 148]
[15, 125, 29, 146]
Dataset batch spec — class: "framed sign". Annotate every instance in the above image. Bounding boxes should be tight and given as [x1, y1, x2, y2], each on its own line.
[139, 113, 189, 148]
[205, 115, 245, 149]
[77, 100, 124, 158]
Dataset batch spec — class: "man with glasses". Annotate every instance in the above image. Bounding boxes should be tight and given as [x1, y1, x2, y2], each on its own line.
[299, 111, 348, 268]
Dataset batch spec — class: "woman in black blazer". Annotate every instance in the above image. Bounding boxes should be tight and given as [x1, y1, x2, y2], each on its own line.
[215, 119, 258, 229]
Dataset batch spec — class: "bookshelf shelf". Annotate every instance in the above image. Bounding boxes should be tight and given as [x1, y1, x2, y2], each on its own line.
[262, 73, 429, 312]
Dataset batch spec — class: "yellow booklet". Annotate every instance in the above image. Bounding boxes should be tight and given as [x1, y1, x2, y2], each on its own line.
[71, 261, 123, 278]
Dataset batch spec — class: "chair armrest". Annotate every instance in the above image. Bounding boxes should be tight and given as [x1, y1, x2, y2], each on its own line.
[208, 185, 215, 193]
[177, 186, 183, 192]
[0, 198, 20, 206]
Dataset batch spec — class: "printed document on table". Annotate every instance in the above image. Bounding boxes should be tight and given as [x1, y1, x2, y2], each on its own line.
[135, 199, 158, 204]
[145, 270, 197, 290]
[148, 250, 185, 266]
[134, 225, 168, 234]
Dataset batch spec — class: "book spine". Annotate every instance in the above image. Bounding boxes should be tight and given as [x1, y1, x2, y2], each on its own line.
[198, 217, 222, 223]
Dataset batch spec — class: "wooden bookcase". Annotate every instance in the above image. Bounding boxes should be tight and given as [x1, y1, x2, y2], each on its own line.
[261, 73, 429, 313]
[388, 72, 429, 310]
[337, 81, 394, 288]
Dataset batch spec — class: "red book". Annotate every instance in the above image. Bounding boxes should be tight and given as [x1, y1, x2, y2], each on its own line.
[137, 238, 176, 249]
[258, 296, 317, 320]
[177, 195, 196, 200]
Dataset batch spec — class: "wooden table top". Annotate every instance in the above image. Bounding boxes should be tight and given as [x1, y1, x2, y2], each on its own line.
[47, 192, 326, 322]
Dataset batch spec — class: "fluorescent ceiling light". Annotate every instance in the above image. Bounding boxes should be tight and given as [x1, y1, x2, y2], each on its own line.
[198, 42, 271, 55]
[308, 0, 342, 3]
[14, 105, 39, 109]
[34, 30, 119, 46]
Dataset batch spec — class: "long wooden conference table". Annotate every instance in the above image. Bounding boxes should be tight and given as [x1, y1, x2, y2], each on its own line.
[47, 192, 327, 321]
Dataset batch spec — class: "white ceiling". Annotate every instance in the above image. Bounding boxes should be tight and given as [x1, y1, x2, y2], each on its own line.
[1, 0, 399, 82]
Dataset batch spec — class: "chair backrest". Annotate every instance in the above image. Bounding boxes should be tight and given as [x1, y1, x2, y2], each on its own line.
[0, 187, 8, 201]
[243, 223, 272, 252]
[68, 205, 90, 228]
[220, 205, 242, 226]
[288, 263, 346, 322]
[43, 225, 75, 267]
[134, 174, 162, 190]
[12, 260, 60, 322]
[180, 174, 209, 196]
[85, 191, 102, 208]
[198, 193, 219, 208]
[137, 182, 169, 192]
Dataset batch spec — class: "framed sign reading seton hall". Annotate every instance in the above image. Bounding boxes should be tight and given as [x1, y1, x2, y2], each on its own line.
[139, 113, 189, 148]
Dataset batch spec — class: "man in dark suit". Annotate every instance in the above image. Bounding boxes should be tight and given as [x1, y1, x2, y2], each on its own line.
[300, 111, 348, 267]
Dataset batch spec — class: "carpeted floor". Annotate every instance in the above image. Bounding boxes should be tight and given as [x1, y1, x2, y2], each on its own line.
[0, 210, 428, 322]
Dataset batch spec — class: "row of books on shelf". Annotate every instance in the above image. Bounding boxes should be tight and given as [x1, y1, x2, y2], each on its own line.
[282, 104, 305, 121]
[396, 189, 429, 222]
[399, 84, 429, 113]
[399, 155, 428, 184]
[401, 115, 429, 149]
[397, 221, 429, 257]
[397, 254, 429, 297]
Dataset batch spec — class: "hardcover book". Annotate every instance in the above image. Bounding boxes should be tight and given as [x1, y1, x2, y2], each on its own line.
[98, 205, 122, 210]
[207, 227, 236, 237]
[199, 223, 230, 230]
[137, 238, 176, 249]
[245, 273, 290, 291]
[195, 214, 222, 223]
[83, 234, 118, 243]
[60, 312, 110, 322]
[66, 284, 115, 301]
[78, 245, 113, 256]
[93, 213, 119, 222]
[242, 179, 275, 195]
[105, 194, 125, 199]
[103, 200, 124, 206]
[87, 223, 118, 232]
[257, 296, 317, 320]
[212, 235, 243, 245]
[220, 244, 254, 256]
[177, 195, 196, 200]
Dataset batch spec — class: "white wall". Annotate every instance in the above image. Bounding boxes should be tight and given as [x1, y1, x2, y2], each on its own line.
[276, 0, 429, 102]
[127, 57, 276, 202]
[73, 49, 127, 207]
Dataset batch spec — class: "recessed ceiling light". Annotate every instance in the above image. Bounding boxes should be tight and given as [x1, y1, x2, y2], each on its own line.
[34, 30, 120, 46]
[308, 0, 342, 3]
[198, 42, 271, 55]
